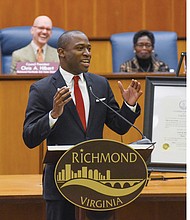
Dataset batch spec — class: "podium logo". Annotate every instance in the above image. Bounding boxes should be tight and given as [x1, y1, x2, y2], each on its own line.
[54, 139, 148, 211]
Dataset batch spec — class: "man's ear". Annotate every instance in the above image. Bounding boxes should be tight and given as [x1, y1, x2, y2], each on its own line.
[57, 48, 65, 57]
[30, 26, 34, 35]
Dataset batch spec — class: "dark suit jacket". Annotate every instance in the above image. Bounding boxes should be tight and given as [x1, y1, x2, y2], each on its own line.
[23, 70, 141, 200]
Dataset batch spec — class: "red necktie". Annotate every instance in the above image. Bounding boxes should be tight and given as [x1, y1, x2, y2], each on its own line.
[73, 76, 86, 130]
[36, 48, 43, 62]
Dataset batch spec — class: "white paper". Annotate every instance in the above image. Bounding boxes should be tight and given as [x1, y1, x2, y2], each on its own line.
[48, 145, 73, 151]
[151, 86, 186, 164]
[128, 143, 155, 150]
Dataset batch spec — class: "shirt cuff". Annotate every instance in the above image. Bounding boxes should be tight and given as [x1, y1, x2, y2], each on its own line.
[124, 102, 137, 113]
[49, 111, 58, 128]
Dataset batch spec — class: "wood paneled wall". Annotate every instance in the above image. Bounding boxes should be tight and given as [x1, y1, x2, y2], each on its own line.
[0, 78, 42, 174]
[0, 0, 186, 38]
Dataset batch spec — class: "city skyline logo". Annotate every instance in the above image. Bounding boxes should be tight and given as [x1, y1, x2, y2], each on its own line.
[54, 139, 148, 211]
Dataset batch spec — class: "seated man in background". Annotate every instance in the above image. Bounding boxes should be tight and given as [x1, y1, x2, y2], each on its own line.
[10, 15, 59, 73]
[120, 30, 169, 73]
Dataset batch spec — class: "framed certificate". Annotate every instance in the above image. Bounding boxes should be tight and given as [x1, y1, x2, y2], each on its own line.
[143, 76, 186, 172]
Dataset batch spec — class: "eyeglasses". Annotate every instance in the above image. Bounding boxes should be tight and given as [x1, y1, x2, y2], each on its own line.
[135, 44, 152, 48]
[33, 26, 52, 32]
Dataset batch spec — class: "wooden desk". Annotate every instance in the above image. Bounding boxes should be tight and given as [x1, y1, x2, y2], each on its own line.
[0, 172, 186, 220]
[0, 73, 178, 175]
[0, 175, 45, 220]
[115, 172, 186, 220]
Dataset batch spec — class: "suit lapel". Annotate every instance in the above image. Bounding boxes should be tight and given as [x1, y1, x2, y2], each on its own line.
[84, 73, 96, 131]
[52, 70, 66, 89]
[26, 44, 36, 61]
[52, 71, 86, 131]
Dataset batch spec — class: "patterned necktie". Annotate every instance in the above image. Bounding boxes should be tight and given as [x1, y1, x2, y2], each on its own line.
[73, 76, 86, 130]
[36, 48, 43, 62]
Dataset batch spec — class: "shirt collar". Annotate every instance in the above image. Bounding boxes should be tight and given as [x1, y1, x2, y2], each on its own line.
[31, 40, 47, 54]
[59, 66, 84, 85]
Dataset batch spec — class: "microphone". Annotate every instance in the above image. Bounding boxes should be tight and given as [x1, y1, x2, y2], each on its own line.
[89, 86, 152, 144]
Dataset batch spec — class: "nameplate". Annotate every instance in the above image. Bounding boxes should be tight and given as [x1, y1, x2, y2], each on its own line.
[16, 62, 59, 74]
[54, 139, 149, 211]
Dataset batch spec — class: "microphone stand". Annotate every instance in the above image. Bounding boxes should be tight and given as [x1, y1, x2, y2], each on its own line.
[89, 86, 152, 144]
[89, 86, 156, 186]
[149, 176, 186, 181]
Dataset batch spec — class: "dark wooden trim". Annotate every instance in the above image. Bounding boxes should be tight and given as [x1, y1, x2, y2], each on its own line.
[0, 72, 179, 81]
[89, 37, 186, 41]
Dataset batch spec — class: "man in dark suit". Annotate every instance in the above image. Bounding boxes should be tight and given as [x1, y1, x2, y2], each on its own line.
[23, 30, 143, 220]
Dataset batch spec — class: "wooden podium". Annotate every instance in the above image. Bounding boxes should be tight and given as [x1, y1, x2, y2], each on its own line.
[75, 208, 115, 220]
[49, 140, 167, 220]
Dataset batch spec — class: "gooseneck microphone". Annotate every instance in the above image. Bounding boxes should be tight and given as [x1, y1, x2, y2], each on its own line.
[89, 86, 152, 144]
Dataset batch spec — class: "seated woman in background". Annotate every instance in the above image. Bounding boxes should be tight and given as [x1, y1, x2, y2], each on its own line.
[120, 30, 169, 72]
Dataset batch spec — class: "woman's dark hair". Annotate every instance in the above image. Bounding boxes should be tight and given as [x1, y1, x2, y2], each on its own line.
[133, 30, 155, 47]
